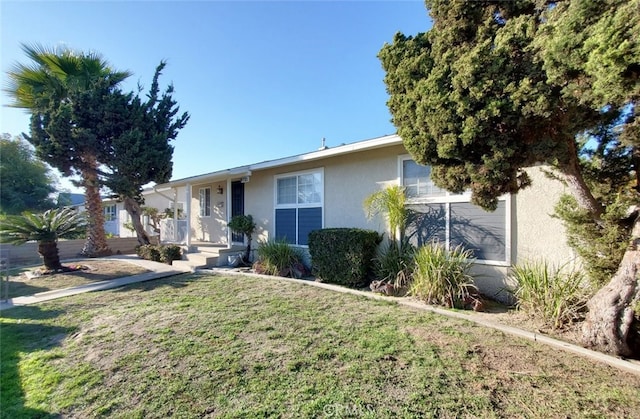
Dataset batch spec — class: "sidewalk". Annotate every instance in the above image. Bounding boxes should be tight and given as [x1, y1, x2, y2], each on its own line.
[0, 255, 191, 311]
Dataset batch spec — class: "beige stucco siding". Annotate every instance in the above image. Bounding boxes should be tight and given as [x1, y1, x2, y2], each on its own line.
[243, 172, 275, 244]
[513, 166, 579, 267]
[243, 145, 406, 243]
[189, 183, 228, 243]
[324, 145, 405, 230]
[143, 186, 186, 212]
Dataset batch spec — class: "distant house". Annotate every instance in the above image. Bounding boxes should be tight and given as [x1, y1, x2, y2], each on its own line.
[100, 188, 187, 238]
[152, 134, 578, 298]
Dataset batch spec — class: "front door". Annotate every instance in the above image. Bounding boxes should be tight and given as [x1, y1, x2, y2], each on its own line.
[231, 181, 245, 243]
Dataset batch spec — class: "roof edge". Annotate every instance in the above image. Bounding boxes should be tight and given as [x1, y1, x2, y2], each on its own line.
[159, 133, 402, 188]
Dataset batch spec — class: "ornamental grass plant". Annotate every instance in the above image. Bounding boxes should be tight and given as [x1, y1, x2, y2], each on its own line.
[409, 243, 476, 308]
[508, 260, 589, 329]
[254, 239, 306, 277]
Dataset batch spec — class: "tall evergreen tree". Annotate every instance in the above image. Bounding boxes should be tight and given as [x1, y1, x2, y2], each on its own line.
[379, 0, 639, 356]
[100, 62, 190, 245]
[4, 44, 132, 256]
[0, 133, 56, 214]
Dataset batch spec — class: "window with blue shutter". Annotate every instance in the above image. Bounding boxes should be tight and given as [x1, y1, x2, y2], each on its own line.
[275, 170, 323, 246]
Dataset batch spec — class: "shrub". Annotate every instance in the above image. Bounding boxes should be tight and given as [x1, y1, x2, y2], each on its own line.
[554, 194, 630, 286]
[508, 260, 589, 329]
[254, 239, 306, 278]
[159, 245, 182, 265]
[136, 244, 182, 265]
[409, 243, 476, 308]
[227, 214, 256, 263]
[308, 228, 382, 288]
[373, 237, 416, 293]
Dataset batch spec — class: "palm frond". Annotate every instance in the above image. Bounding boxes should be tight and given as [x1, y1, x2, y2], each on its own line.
[0, 208, 86, 245]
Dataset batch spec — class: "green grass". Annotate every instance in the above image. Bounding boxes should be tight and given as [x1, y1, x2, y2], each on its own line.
[2, 273, 640, 418]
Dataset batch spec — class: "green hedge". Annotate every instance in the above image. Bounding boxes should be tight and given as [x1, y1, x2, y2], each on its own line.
[308, 228, 382, 288]
[136, 244, 182, 265]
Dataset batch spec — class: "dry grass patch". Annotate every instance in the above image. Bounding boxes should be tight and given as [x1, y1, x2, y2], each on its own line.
[3, 260, 150, 299]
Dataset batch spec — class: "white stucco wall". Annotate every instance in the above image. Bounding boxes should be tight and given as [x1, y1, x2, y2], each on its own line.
[242, 145, 407, 244]
[188, 182, 228, 243]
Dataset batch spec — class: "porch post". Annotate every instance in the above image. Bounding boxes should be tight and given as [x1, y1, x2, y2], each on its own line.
[173, 188, 178, 242]
[185, 183, 192, 248]
[226, 178, 232, 248]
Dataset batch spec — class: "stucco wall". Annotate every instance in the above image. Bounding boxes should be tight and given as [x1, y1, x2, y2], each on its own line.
[143, 186, 186, 212]
[513, 166, 579, 268]
[472, 166, 580, 300]
[189, 183, 228, 243]
[243, 145, 406, 243]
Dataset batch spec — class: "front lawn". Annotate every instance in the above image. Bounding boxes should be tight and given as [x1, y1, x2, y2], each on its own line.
[1, 273, 639, 418]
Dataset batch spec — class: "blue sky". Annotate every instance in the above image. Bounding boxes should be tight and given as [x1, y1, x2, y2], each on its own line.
[1, 1, 431, 192]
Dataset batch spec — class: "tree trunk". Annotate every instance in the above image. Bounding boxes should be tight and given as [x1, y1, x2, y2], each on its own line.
[244, 235, 252, 263]
[80, 158, 111, 257]
[123, 196, 151, 246]
[562, 139, 605, 219]
[38, 240, 62, 271]
[581, 210, 640, 357]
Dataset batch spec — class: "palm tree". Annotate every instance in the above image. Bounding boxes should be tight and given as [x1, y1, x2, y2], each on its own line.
[363, 185, 409, 243]
[4, 43, 132, 257]
[0, 208, 87, 271]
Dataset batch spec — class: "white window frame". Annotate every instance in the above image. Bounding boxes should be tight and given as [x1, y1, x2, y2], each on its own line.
[274, 168, 324, 247]
[398, 155, 511, 266]
[103, 204, 117, 222]
[199, 187, 211, 217]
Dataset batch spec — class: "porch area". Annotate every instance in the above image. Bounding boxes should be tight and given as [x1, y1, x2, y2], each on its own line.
[171, 241, 246, 272]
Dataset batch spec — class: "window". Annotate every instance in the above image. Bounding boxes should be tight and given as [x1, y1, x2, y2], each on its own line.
[103, 204, 117, 222]
[199, 188, 211, 217]
[401, 157, 510, 264]
[275, 170, 323, 245]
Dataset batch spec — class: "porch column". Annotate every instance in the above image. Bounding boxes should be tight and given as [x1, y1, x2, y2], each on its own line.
[173, 188, 178, 242]
[185, 183, 192, 248]
[226, 177, 232, 248]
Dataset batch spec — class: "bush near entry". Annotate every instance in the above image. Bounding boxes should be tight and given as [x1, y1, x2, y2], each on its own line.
[308, 228, 382, 288]
[136, 244, 182, 265]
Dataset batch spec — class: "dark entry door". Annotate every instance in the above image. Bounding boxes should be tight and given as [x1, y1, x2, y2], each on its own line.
[231, 181, 245, 243]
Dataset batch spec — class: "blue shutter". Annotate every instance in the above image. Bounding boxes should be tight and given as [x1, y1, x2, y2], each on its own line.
[450, 201, 506, 261]
[275, 209, 296, 244]
[406, 203, 447, 247]
[298, 207, 322, 245]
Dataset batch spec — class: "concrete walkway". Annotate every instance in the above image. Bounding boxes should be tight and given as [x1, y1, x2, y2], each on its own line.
[0, 255, 191, 311]
[2, 259, 639, 377]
